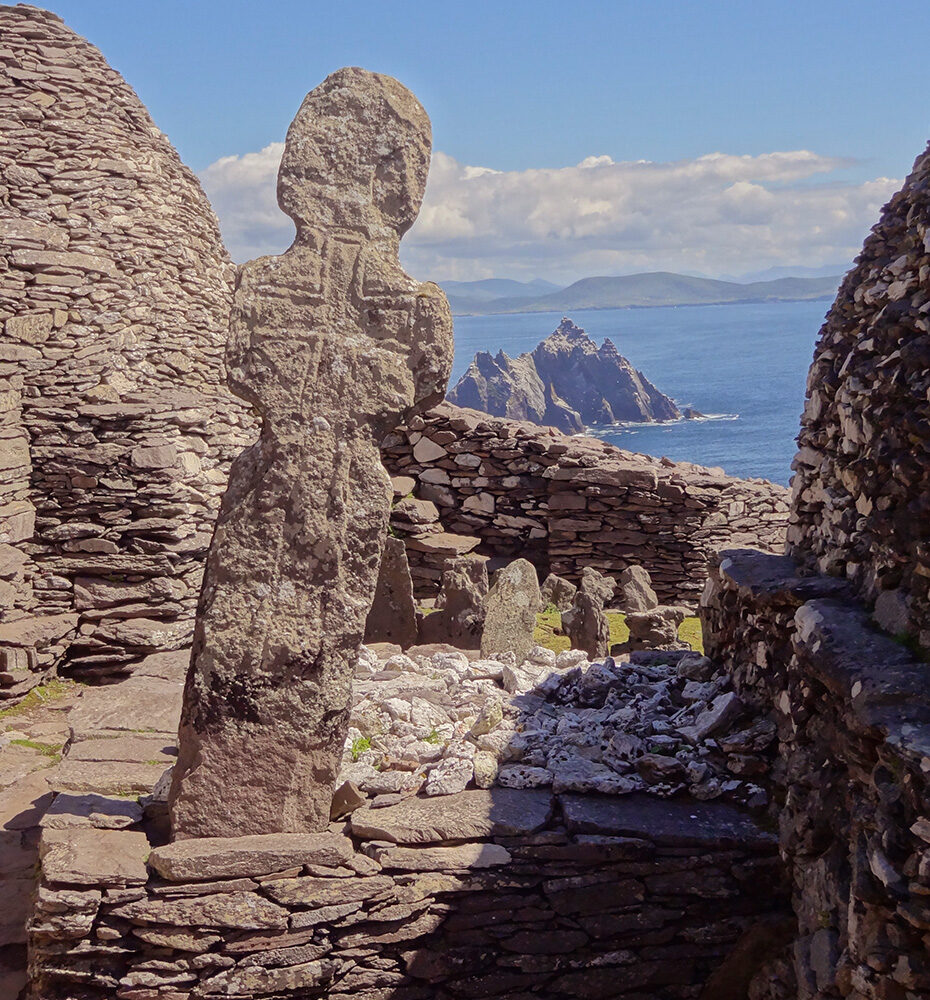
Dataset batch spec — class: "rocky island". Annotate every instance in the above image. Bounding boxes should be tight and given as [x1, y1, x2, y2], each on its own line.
[448, 316, 682, 432]
[4, 7, 930, 1000]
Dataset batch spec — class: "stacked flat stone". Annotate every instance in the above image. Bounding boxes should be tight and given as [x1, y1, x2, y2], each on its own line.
[383, 401, 790, 602]
[28, 792, 787, 999]
[702, 549, 930, 999]
[789, 141, 930, 650]
[0, 5, 256, 694]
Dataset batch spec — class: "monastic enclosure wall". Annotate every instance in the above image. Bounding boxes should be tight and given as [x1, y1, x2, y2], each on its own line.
[383, 402, 790, 605]
[0, 6, 256, 695]
[788, 143, 930, 651]
[28, 791, 790, 1000]
[701, 548, 930, 998]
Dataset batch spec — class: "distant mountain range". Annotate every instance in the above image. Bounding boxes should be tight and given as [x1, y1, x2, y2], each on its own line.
[440, 270, 843, 315]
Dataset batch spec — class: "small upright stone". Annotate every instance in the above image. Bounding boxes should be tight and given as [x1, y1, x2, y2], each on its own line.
[579, 566, 616, 606]
[364, 537, 418, 649]
[419, 554, 489, 647]
[562, 590, 610, 659]
[480, 559, 540, 664]
[169, 68, 453, 839]
[617, 565, 659, 612]
[562, 566, 614, 658]
[623, 605, 690, 651]
[540, 573, 577, 611]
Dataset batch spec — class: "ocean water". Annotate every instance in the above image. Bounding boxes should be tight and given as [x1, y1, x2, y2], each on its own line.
[450, 300, 832, 486]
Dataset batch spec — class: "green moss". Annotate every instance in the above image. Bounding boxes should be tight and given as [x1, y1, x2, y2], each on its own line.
[0, 678, 76, 722]
[350, 735, 371, 761]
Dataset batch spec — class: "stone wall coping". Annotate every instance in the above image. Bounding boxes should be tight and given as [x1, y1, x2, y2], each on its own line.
[714, 547, 930, 770]
[429, 403, 788, 491]
[792, 598, 930, 758]
[39, 828, 150, 887]
[713, 547, 852, 606]
[561, 792, 778, 851]
[148, 832, 355, 881]
[349, 787, 554, 843]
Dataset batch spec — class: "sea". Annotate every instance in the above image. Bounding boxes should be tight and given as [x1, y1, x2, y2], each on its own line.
[450, 299, 833, 486]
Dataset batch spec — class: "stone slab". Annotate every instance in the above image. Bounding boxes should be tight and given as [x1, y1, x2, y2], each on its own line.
[560, 793, 776, 851]
[264, 874, 394, 907]
[370, 843, 512, 871]
[67, 675, 182, 738]
[350, 788, 553, 844]
[716, 548, 850, 606]
[0, 767, 53, 830]
[40, 792, 143, 829]
[66, 734, 176, 763]
[40, 828, 150, 886]
[149, 832, 355, 881]
[49, 759, 166, 796]
[109, 891, 288, 930]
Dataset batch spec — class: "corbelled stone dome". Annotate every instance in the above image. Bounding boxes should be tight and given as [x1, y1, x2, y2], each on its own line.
[0, 3, 256, 689]
[789, 140, 930, 649]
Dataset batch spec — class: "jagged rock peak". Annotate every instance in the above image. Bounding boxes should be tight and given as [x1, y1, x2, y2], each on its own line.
[448, 317, 681, 432]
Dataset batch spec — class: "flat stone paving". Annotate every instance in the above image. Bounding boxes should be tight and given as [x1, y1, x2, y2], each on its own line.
[0, 650, 186, 998]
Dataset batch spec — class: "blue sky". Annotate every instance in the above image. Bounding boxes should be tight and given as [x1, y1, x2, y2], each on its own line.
[44, 1, 930, 282]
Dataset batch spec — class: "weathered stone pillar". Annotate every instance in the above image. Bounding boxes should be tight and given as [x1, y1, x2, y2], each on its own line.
[169, 68, 453, 838]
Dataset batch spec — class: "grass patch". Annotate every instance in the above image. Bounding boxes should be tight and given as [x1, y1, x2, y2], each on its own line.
[350, 735, 371, 761]
[606, 612, 630, 648]
[533, 610, 704, 655]
[0, 678, 76, 723]
[679, 617, 704, 654]
[9, 738, 63, 762]
[423, 728, 442, 745]
[534, 608, 570, 654]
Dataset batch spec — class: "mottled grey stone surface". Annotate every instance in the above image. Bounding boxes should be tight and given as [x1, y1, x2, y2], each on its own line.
[169, 67, 453, 839]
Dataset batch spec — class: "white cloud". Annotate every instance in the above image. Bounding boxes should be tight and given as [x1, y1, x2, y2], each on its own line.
[198, 143, 900, 283]
[199, 142, 293, 263]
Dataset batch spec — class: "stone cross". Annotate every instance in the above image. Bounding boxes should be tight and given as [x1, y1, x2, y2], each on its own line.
[169, 68, 453, 838]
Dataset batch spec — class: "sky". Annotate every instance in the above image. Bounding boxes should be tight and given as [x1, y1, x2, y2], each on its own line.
[45, 0, 930, 284]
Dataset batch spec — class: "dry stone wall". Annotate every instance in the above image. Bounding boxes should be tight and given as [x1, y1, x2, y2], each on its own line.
[383, 402, 790, 605]
[702, 549, 930, 999]
[789, 142, 930, 650]
[0, 5, 256, 695]
[28, 790, 790, 1000]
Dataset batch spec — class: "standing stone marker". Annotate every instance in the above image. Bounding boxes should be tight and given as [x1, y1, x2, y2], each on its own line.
[480, 559, 540, 664]
[419, 554, 489, 647]
[617, 565, 658, 613]
[169, 68, 453, 839]
[562, 591, 610, 659]
[364, 537, 419, 649]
